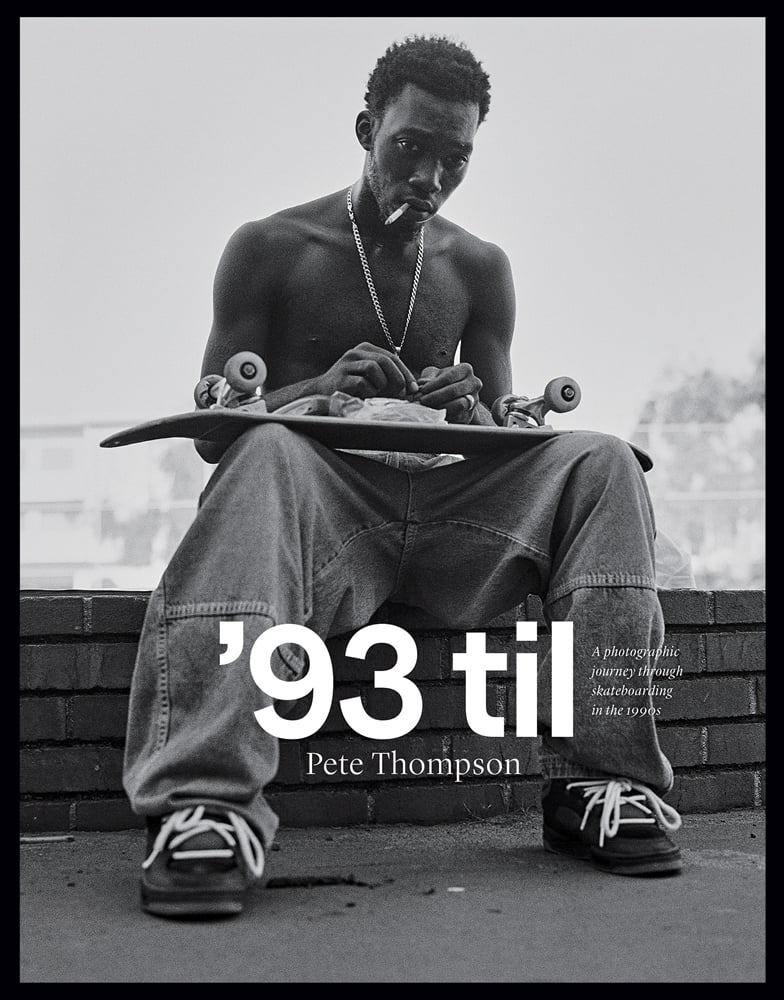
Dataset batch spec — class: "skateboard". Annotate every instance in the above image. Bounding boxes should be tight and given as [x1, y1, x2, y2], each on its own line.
[491, 377, 582, 428]
[100, 353, 652, 471]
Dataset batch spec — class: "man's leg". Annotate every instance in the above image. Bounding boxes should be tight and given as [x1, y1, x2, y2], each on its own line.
[398, 431, 681, 873]
[123, 425, 412, 912]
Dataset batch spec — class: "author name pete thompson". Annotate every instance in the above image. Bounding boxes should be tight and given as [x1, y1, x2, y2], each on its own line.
[306, 750, 525, 784]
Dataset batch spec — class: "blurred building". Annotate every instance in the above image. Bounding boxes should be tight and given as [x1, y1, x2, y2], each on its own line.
[20, 423, 204, 589]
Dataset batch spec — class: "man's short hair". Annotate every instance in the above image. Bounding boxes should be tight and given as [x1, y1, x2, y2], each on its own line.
[365, 36, 491, 124]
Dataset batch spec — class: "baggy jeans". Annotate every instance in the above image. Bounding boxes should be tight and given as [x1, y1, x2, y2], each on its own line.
[124, 425, 674, 849]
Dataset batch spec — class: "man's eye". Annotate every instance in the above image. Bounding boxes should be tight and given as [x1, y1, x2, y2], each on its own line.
[445, 155, 469, 170]
[398, 140, 419, 153]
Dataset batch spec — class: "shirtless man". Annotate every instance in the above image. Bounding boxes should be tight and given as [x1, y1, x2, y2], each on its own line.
[124, 36, 683, 919]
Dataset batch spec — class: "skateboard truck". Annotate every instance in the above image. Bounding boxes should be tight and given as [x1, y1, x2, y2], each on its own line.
[491, 376, 582, 428]
[194, 352, 268, 411]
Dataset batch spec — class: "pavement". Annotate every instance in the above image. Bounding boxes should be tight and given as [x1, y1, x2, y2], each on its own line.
[20, 809, 765, 983]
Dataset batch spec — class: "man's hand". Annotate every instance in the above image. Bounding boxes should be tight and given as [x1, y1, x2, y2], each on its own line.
[413, 364, 484, 424]
[314, 342, 419, 399]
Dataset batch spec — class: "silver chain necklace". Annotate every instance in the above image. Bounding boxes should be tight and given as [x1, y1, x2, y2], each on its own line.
[346, 188, 424, 357]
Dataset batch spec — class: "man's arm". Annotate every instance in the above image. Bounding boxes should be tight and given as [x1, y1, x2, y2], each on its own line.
[195, 222, 278, 463]
[413, 242, 516, 425]
[195, 221, 420, 463]
[461, 242, 516, 423]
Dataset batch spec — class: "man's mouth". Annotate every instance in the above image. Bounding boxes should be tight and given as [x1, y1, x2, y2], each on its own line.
[405, 197, 435, 214]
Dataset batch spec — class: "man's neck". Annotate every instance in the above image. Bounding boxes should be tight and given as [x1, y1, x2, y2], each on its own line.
[348, 179, 421, 251]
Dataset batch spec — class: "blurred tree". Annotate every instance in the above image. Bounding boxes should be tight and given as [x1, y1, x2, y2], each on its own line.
[631, 352, 764, 589]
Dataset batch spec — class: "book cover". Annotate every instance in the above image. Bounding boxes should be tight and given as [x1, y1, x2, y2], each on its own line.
[20, 16, 765, 983]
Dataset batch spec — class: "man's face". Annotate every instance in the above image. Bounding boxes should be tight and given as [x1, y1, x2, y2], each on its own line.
[365, 83, 480, 228]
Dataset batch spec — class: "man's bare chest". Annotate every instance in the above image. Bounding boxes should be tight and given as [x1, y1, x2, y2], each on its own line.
[268, 240, 471, 379]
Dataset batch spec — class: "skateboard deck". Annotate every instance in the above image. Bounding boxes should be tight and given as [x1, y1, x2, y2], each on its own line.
[99, 409, 653, 471]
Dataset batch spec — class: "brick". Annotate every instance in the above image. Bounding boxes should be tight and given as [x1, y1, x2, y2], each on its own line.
[658, 676, 752, 721]
[449, 630, 519, 663]
[269, 788, 369, 827]
[21, 747, 124, 794]
[362, 684, 483, 731]
[282, 685, 361, 734]
[20, 595, 84, 636]
[669, 771, 756, 813]
[705, 632, 765, 673]
[451, 733, 540, 776]
[410, 637, 449, 681]
[274, 741, 301, 784]
[70, 693, 129, 740]
[74, 798, 145, 830]
[373, 782, 509, 824]
[756, 676, 765, 714]
[665, 633, 703, 674]
[447, 681, 503, 730]
[20, 643, 137, 691]
[331, 634, 447, 683]
[301, 735, 446, 783]
[657, 591, 713, 626]
[706, 723, 765, 766]
[509, 780, 543, 813]
[20, 800, 72, 832]
[714, 591, 766, 624]
[326, 636, 361, 680]
[20, 697, 67, 742]
[657, 726, 703, 767]
[503, 683, 523, 732]
[88, 593, 149, 633]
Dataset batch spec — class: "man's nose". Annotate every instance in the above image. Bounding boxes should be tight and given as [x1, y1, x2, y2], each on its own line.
[409, 159, 442, 194]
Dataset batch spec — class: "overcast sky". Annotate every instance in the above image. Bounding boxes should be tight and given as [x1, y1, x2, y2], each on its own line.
[20, 17, 764, 438]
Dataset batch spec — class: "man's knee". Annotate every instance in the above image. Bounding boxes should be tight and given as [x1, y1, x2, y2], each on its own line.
[226, 423, 318, 466]
[553, 431, 641, 476]
[202, 425, 324, 505]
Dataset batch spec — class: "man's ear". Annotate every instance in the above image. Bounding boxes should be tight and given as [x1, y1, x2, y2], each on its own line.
[355, 111, 373, 151]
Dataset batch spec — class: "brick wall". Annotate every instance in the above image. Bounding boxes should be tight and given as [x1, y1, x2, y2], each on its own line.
[20, 590, 765, 832]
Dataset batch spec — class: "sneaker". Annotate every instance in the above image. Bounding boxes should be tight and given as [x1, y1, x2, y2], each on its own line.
[140, 806, 265, 917]
[542, 777, 683, 876]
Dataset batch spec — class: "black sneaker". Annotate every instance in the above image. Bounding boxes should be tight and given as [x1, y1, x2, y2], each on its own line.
[140, 806, 265, 917]
[542, 777, 683, 876]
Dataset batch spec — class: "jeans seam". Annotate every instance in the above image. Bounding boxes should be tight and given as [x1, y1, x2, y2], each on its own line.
[154, 582, 170, 753]
[393, 471, 417, 593]
[312, 523, 401, 584]
[415, 518, 552, 563]
[547, 574, 657, 604]
[163, 601, 278, 619]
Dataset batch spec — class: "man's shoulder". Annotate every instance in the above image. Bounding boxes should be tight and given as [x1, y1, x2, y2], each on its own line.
[433, 216, 511, 272]
[230, 191, 345, 250]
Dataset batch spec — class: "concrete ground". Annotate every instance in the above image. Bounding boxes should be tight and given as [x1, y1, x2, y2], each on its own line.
[20, 809, 764, 983]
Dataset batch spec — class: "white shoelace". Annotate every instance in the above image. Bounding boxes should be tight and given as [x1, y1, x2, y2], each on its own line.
[142, 806, 265, 878]
[566, 778, 683, 848]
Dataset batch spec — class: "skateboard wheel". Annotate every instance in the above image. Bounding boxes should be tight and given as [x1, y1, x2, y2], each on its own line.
[543, 377, 581, 413]
[224, 352, 267, 394]
[491, 394, 517, 426]
[194, 375, 222, 409]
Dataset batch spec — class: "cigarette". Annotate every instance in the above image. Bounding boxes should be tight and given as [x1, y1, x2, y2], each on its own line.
[384, 203, 410, 226]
